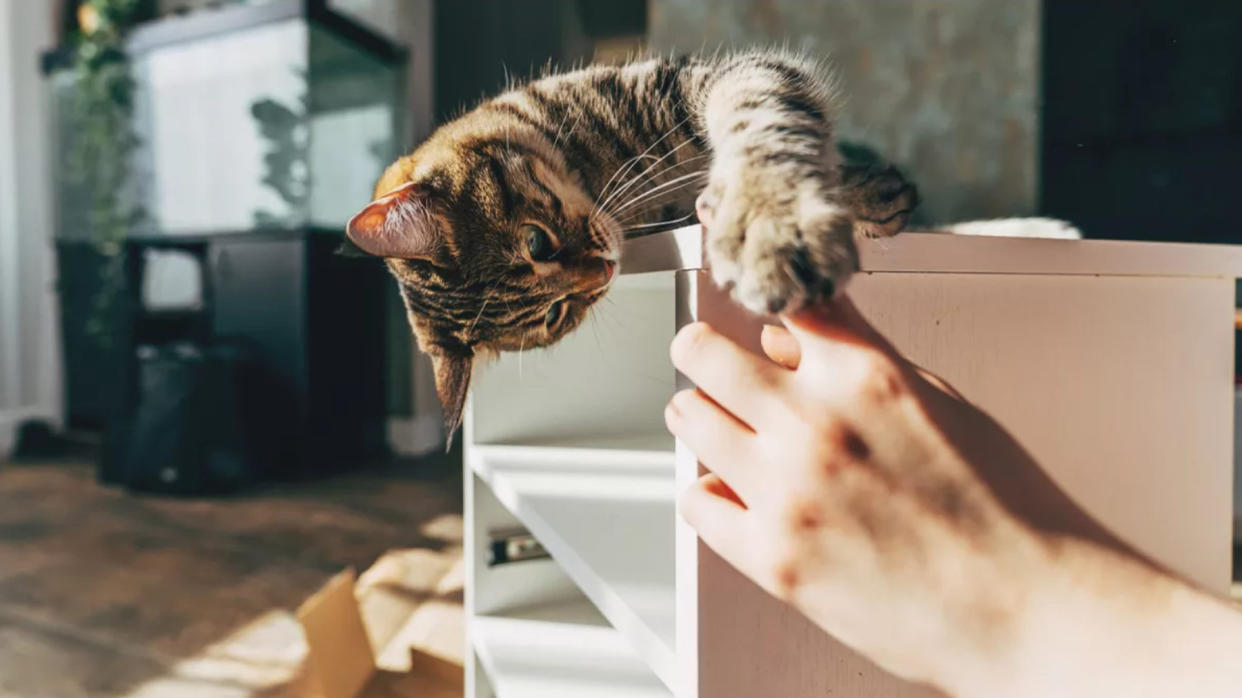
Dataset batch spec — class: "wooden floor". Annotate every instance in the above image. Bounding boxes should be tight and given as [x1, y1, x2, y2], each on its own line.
[0, 452, 463, 698]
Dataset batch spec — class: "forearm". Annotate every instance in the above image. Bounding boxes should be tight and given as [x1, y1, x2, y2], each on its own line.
[965, 535, 1242, 698]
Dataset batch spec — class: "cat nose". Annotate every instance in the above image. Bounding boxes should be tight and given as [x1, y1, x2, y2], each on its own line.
[576, 258, 616, 291]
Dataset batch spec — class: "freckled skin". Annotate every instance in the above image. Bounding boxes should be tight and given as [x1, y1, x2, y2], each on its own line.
[667, 302, 1242, 698]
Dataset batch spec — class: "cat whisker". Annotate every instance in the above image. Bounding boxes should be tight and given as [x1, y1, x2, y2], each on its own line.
[550, 100, 574, 149]
[591, 115, 693, 218]
[606, 169, 709, 221]
[598, 151, 712, 221]
[614, 201, 695, 228]
[594, 162, 669, 224]
[586, 305, 604, 355]
[609, 169, 711, 227]
[594, 135, 700, 220]
[518, 329, 526, 380]
[467, 297, 490, 333]
[592, 152, 662, 214]
[594, 296, 632, 337]
[596, 152, 705, 235]
[556, 103, 586, 152]
[618, 210, 699, 237]
[606, 150, 715, 207]
[595, 113, 691, 197]
[469, 275, 510, 334]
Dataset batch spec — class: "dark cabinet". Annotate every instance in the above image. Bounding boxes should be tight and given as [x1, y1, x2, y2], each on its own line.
[206, 233, 389, 475]
[60, 230, 389, 480]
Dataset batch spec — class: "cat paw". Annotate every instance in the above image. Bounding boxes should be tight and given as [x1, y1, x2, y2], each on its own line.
[698, 179, 858, 315]
[836, 163, 920, 238]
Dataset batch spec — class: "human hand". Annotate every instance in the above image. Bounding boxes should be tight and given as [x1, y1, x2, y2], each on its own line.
[664, 296, 1166, 696]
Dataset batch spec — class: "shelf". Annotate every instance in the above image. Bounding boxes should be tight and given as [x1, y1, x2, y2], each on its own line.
[474, 432, 673, 453]
[472, 598, 671, 698]
[467, 444, 677, 689]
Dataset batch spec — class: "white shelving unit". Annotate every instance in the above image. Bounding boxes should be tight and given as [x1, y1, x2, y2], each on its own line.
[469, 444, 676, 684]
[472, 596, 670, 698]
[464, 226, 1242, 697]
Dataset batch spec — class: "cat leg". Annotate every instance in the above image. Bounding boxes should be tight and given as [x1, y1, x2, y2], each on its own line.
[690, 53, 855, 314]
[836, 162, 921, 239]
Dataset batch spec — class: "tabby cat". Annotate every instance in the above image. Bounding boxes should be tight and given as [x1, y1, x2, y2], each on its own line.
[344, 51, 1039, 438]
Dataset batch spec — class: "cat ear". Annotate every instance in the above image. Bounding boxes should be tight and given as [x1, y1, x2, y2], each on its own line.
[333, 236, 374, 258]
[430, 349, 473, 449]
[346, 182, 442, 259]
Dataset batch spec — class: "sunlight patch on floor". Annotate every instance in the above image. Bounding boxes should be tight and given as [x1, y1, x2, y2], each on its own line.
[122, 611, 306, 697]
[121, 543, 466, 698]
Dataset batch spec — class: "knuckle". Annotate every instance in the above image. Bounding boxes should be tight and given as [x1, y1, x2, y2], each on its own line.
[671, 389, 698, 414]
[855, 351, 906, 402]
[832, 425, 872, 462]
[818, 454, 851, 481]
[806, 416, 862, 456]
[786, 416, 870, 480]
[753, 363, 784, 393]
[767, 553, 803, 601]
[663, 402, 680, 430]
[677, 486, 703, 525]
[782, 495, 827, 533]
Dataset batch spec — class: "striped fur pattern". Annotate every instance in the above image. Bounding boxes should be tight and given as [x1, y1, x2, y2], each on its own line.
[348, 50, 920, 437]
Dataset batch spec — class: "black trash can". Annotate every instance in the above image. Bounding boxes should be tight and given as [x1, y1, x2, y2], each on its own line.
[103, 342, 262, 494]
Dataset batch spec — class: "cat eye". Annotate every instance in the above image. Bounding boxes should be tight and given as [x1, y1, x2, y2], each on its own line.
[521, 223, 557, 262]
[544, 299, 566, 329]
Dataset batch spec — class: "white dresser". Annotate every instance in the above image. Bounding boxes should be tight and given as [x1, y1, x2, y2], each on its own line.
[463, 226, 1242, 697]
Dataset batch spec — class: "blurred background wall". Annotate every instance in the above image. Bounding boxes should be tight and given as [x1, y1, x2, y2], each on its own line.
[1041, 1, 1242, 245]
[0, 0, 60, 456]
[649, 0, 1042, 226]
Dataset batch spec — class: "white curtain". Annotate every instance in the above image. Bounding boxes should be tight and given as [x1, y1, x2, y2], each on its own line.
[0, 0, 60, 454]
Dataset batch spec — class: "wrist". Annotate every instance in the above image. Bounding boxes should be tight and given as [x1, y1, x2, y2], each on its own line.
[976, 534, 1242, 698]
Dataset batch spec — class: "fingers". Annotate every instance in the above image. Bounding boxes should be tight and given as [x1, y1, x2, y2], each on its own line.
[665, 388, 761, 499]
[780, 296, 911, 396]
[786, 298, 971, 414]
[671, 322, 790, 427]
[760, 324, 801, 369]
[679, 473, 749, 562]
[782, 294, 901, 361]
[698, 471, 747, 507]
[913, 365, 966, 402]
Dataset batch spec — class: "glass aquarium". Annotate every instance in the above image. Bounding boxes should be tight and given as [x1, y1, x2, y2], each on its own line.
[50, 0, 406, 239]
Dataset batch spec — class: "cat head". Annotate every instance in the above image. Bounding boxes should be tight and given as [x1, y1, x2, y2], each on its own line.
[347, 129, 620, 442]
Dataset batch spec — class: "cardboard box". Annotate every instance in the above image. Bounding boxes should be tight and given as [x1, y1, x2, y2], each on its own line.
[295, 551, 463, 698]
